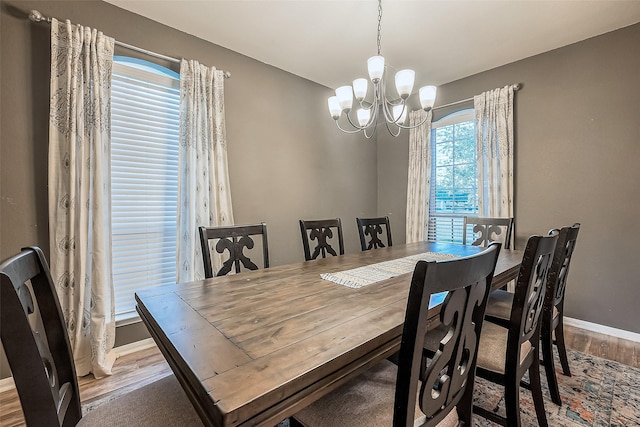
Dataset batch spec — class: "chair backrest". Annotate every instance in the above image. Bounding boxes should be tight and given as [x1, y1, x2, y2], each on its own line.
[463, 216, 514, 249]
[199, 223, 269, 278]
[356, 216, 392, 251]
[507, 231, 558, 365]
[299, 218, 344, 261]
[0, 247, 82, 427]
[545, 223, 580, 314]
[393, 243, 501, 426]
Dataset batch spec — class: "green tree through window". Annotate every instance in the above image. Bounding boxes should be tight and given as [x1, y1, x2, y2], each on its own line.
[428, 110, 478, 243]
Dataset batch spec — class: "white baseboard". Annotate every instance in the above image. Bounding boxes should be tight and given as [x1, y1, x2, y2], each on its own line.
[0, 338, 158, 393]
[114, 337, 157, 357]
[564, 316, 640, 343]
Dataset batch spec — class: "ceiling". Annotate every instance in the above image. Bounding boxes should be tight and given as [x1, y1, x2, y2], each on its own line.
[103, 0, 640, 90]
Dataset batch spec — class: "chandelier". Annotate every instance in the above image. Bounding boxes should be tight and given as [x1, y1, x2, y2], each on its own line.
[327, 0, 437, 138]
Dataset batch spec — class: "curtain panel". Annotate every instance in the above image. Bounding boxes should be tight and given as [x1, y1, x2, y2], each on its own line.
[474, 85, 515, 219]
[406, 110, 433, 243]
[177, 59, 234, 282]
[48, 19, 116, 378]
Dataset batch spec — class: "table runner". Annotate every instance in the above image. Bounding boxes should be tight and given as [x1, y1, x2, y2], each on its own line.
[321, 252, 458, 289]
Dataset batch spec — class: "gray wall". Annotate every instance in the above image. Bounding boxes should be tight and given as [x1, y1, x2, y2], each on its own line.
[0, 0, 376, 377]
[378, 23, 640, 334]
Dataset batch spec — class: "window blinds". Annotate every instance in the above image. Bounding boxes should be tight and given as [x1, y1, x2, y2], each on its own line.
[111, 60, 180, 320]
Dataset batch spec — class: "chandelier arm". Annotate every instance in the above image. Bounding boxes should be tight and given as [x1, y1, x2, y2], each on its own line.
[344, 109, 377, 130]
[395, 110, 431, 129]
[335, 120, 366, 134]
[384, 120, 402, 137]
[363, 108, 379, 139]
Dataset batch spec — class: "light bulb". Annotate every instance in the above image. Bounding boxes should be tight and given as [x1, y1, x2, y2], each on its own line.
[367, 56, 385, 83]
[328, 96, 341, 120]
[419, 85, 437, 110]
[353, 78, 368, 101]
[335, 86, 353, 111]
[357, 109, 371, 127]
[395, 69, 415, 99]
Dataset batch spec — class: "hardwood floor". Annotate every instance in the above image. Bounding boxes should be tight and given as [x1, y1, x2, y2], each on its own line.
[1, 325, 638, 427]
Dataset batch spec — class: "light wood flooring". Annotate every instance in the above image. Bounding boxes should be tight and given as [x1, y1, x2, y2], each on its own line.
[1, 325, 638, 427]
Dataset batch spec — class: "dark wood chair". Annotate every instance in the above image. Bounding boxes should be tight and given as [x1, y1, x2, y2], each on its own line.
[299, 218, 344, 261]
[484, 223, 580, 406]
[541, 223, 580, 405]
[0, 247, 203, 427]
[463, 216, 514, 249]
[292, 243, 501, 427]
[356, 216, 392, 251]
[473, 231, 558, 427]
[199, 223, 269, 278]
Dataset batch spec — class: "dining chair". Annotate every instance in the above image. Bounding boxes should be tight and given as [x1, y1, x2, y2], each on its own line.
[484, 223, 580, 406]
[299, 218, 344, 261]
[292, 243, 501, 427]
[0, 246, 203, 427]
[199, 223, 269, 278]
[472, 231, 558, 427]
[356, 216, 392, 251]
[463, 216, 514, 249]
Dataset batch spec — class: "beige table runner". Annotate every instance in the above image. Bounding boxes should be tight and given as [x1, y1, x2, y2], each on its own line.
[321, 252, 458, 289]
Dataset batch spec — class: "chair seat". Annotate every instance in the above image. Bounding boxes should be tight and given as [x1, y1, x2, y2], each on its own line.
[294, 359, 458, 427]
[477, 322, 532, 375]
[78, 374, 203, 426]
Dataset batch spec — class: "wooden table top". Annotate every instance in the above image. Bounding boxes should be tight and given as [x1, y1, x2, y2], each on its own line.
[135, 241, 522, 427]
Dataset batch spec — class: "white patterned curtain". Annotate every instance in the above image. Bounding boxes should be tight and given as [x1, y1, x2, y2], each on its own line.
[474, 85, 515, 218]
[48, 19, 116, 378]
[406, 109, 432, 243]
[177, 59, 234, 282]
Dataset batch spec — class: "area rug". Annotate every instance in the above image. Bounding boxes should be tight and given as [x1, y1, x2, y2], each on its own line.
[472, 348, 639, 426]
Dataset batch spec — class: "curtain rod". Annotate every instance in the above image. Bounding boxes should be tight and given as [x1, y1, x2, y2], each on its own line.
[27, 10, 231, 79]
[432, 83, 520, 111]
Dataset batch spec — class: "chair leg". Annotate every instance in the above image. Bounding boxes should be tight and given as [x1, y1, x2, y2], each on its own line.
[555, 319, 572, 377]
[541, 324, 562, 406]
[504, 375, 522, 427]
[529, 356, 549, 427]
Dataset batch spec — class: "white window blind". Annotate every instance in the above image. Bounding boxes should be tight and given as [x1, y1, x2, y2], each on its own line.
[428, 109, 478, 243]
[111, 58, 180, 321]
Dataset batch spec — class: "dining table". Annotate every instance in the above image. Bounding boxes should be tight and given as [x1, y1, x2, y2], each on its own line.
[135, 241, 522, 427]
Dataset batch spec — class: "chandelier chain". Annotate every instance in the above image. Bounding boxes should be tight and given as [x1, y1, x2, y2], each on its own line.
[377, 0, 382, 56]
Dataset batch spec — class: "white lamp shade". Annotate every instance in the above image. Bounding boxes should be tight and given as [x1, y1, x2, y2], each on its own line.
[328, 96, 342, 119]
[419, 85, 437, 110]
[353, 78, 368, 101]
[335, 85, 353, 111]
[367, 56, 385, 82]
[395, 69, 415, 99]
[357, 108, 371, 127]
[392, 105, 407, 124]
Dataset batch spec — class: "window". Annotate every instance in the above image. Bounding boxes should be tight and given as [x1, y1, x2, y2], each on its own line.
[427, 109, 478, 243]
[110, 57, 180, 321]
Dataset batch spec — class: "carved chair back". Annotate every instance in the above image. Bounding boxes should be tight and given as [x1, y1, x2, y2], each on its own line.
[199, 223, 269, 278]
[394, 244, 501, 426]
[463, 216, 514, 249]
[545, 223, 580, 315]
[508, 231, 558, 364]
[0, 247, 83, 427]
[356, 216, 392, 251]
[299, 218, 344, 261]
